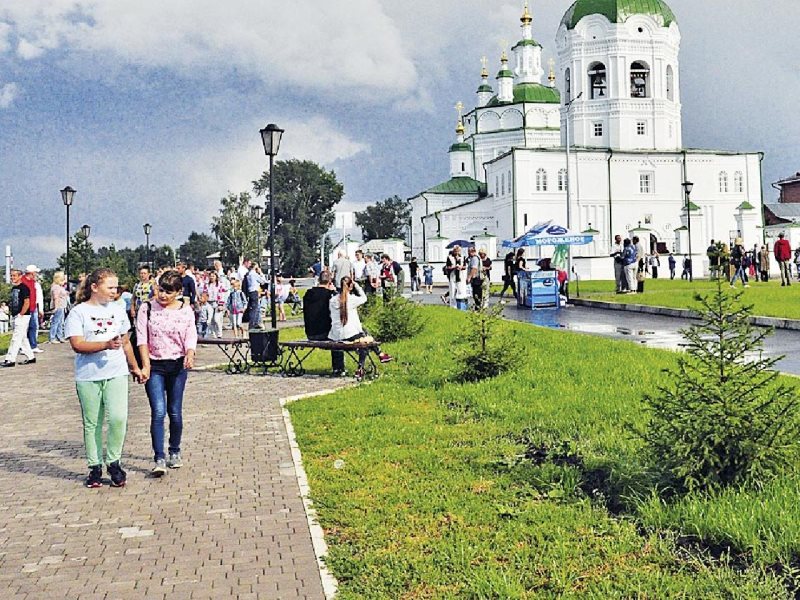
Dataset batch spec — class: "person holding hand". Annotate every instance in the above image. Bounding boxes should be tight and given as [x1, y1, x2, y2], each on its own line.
[65, 268, 144, 489]
[135, 270, 197, 477]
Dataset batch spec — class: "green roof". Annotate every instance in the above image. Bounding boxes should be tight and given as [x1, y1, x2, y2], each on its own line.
[512, 39, 541, 49]
[496, 69, 514, 79]
[513, 83, 560, 104]
[449, 142, 471, 152]
[685, 201, 701, 211]
[737, 201, 755, 210]
[426, 177, 486, 195]
[582, 227, 600, 234]
[477, 84, 493, 93]
[560, 0, 677, 30]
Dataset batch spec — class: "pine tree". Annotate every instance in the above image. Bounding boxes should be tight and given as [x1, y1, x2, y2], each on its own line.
[642, 278, 800, 492]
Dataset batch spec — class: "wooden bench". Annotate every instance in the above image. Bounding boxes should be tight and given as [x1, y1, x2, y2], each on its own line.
[280, 339, 381, 381]
[197, 338, 251, 374]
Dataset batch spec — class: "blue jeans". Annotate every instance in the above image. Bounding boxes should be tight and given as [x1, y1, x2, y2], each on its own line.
[145, 358, 187, 461]
[27, 309, 38, 348]
[49, 308, 66, 342]
[247, 291, 261, 328]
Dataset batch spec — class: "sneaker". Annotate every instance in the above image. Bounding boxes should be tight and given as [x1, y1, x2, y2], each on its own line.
[107, 461, 127, 487]
[744, 284, 750, 288]
[355, 367, 365, 380]
[166, 453, 183, 469]
[440, 294, 448, 305]
[378, 352, 393, 364]
[20, 358, 36, 365]
[331, 369, 347, 378]
[32, 348, 44, 354]
[151, 459, 167, 477]
[85, 465, 103, 488]
[0, 361, 15, 368]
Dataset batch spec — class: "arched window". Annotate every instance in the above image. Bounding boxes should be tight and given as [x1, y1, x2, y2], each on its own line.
[508, 170, 513, 195]
[558, 168, 567, 191]
[719, 171, 729, 193]
[734, 171, 744, 193]
[666, 65, 674, 101]
[536, 168, 548, 192]
[565, 68, 571, 103]
[630, 61, 650, 98]
[588, 62, 607, 99]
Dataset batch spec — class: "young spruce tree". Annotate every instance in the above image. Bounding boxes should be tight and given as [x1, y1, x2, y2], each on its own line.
[642, 278, 800, 492]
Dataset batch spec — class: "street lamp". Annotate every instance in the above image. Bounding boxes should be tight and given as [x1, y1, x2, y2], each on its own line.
[563, 91, 583, 287]
[61, 186, 76, 286]
[251, 204, 264, 264]
[143, 223, 152, 268]
[682, 180, 694, 282]
[80, 224, 91, 275]
[259, 123, 284, 330]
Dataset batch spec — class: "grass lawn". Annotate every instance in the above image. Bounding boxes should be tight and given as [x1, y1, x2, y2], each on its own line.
[577, 277, 800, 320]
[285, 307, 800, 598]
[0, 331, 48, 355]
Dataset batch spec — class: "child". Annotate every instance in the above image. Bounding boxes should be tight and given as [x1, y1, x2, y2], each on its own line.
[0, 301, 9, 334]
[65, 268, 143, 488]
[274, 274, 288, 322]
[195, 292, 213, 338]
[136, 270, 197, 476]
[422, 263, 434, 294]
[286, 279, 302, 314]
[225, 279, 246, 338]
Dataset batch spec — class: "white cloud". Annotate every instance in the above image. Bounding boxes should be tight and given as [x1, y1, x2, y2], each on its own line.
[17, 37, 44, 59]
[0, 22, 11, 52]
[0, 82, 19, 108]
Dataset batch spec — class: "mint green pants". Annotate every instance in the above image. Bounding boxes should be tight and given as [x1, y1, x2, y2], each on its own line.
[76, 376, 129, 466]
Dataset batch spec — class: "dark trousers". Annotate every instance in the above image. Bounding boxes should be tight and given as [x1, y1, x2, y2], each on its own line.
[308, 333, 344, 372]
[246, 291, 260, 328]
[499, 276, 516, 299]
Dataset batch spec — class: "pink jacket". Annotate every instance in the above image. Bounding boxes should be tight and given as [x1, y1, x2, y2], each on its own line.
[135, 301, 197, 360]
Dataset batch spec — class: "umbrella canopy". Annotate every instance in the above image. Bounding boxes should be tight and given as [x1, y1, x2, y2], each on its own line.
[502, 220, 593, 248]
[446, 239, 474, 249]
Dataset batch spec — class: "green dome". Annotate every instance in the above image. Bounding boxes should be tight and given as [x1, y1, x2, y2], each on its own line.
[486, 83, 561, 107]
[561, 0, 676, 29]
[449, 142, 471, 153]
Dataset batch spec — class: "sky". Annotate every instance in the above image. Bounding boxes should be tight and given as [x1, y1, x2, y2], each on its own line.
[1, 0, 798, 269]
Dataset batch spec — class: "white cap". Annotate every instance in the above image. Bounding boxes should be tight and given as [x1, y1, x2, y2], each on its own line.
[25, 264, 40, 273]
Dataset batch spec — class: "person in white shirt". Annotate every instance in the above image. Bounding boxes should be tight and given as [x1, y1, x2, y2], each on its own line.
[352, 250, 367, 286]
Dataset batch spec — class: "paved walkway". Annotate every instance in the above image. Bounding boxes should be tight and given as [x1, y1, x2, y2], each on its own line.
[0, 341, 349, 599]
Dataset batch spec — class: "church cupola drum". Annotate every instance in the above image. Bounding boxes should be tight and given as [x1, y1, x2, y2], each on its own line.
[556, 0, 682, 151]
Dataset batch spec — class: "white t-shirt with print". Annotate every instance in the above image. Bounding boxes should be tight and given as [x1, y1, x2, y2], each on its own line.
[65, 302, 130, 382]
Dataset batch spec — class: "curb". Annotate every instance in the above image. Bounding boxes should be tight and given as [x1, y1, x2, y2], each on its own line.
[280, 388, 347, 600]
[570, 298, 800, 331]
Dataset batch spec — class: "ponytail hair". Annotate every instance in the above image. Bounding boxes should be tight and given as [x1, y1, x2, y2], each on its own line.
[77, 268, 116, 304]
[339, 276, 352, 326]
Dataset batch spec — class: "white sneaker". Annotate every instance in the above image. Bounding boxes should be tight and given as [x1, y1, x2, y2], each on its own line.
[32, 348, 44, 353]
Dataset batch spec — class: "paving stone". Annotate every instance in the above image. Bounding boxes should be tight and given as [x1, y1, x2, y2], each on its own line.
[0, 341, 349, 599]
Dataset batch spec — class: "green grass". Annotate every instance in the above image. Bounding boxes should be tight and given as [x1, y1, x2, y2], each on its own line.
[577, 277, 800, 320]
[286, 307, 799, 598]
[0, 331, 48, 355]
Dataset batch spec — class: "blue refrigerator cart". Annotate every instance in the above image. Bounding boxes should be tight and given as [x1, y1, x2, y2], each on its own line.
[517, 270, 560, 309]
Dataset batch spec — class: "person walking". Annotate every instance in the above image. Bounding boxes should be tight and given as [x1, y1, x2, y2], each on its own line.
[668, 253, 676, 280]
[1, 269, 36, 367]
[136, 270, 197, 477]
[65, 268, 143, 488]
[245, 262, 266, 328]
[225, 279, 247, 338]
[445, 246, 466, 308]
[648, 253, 660, 279]
[681, 254, 692, 280]
[610, 234, 626, 293]
[730, 238, 750, 288]
[758, 245, 770, 282]
[409, 257, 420, 294]
[499, 251, 517, 300]
[622, 239, 638, 293]
[49, 271, 70, 343]
[466, 246, 483, 309]
[0, 302, 9, 334]
[422, 263, 434, 294]
[22, 266, 42, 354]
[274, 274, 288, 322]
[331, 250, 353, 291]
[774, 232, 792, 286]
[202, 271, 226, 338]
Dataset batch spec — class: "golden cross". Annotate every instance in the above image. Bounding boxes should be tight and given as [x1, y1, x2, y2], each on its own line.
[455, 101, 464, 119]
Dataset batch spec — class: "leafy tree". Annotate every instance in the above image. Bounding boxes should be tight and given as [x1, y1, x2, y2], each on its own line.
[253, 159, 343, 277]
[57, 230, 96, 279]
[211, 191, 264, 267]
[177, 231, 218, 267]
[354, 195, 411, 242]
[641, 279, 800, 492]
[96, 245, 134, 287]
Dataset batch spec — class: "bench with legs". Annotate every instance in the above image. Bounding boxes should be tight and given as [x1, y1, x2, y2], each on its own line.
[280, 340, 380, 381]
[197, 338, 251, 374]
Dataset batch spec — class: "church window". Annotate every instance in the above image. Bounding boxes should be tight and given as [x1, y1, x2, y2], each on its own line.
[501, 172, 505, 195]
[495, 176, 499, 197]
[639, 173, 653, 194]
[461, 162, 465, 172]
[508, 170, 513, 195]
[734, 171, 744, 193]
[666, 65, 675, 101]
[669, 123, 673, 138]
[719, 171, 729, 193]
[565, 68, 571, 103]
[558, 168, 567, 191]
[588, 62, 607, 99]
[637, 122, 646, 136]
[630, 61, 650, 98]
[593, 122, 603, 137]
[524, 213, 528, 227]
[536, 168, 548, 192]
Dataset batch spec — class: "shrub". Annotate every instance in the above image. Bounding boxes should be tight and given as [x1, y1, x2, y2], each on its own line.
[455, 301, 514, 382]
[640, 278, 800, 492]
[365, 289, 423, 342]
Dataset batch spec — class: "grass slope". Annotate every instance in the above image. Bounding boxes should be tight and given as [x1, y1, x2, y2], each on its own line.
[286, 307, 798, 598]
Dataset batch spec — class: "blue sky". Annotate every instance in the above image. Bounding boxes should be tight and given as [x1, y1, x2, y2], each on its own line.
[1, 0, 798, 268]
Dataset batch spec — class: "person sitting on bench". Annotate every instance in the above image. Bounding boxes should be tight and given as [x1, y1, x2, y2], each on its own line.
[302, 272, 346, 376]
[329, 276, 393, 380]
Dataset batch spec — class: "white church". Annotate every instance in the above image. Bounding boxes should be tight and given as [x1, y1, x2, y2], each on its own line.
[409, 0, 763, 280]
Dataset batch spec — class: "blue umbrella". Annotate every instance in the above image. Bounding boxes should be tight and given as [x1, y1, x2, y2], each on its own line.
[446, 239, 474, 249]
[502, 221, 593, 248]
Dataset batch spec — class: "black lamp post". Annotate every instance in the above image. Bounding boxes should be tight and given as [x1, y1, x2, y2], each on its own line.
[143, 223, 152, 268]
[682, 180, 694, 282]
[259, 123, 284, 330]
[80, 224, 91, 274]
[61, 186, 76, 285]
[251, 205, 264, 266]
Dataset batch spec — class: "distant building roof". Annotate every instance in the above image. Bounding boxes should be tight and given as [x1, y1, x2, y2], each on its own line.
[764, 203, 800, 226]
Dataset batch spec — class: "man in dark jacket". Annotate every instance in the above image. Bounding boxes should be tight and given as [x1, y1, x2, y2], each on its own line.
[302, 272, 345, 375]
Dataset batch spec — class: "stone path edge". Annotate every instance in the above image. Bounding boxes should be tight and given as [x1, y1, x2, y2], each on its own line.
[281, 389, 345, 600]
[571, 298, 800, 331]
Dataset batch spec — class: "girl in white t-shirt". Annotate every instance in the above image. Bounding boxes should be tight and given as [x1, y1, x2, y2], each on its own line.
[65, 268, 143, 489]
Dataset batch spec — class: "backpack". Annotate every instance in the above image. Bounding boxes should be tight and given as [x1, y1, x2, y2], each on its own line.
[241, 271, 251, 295]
